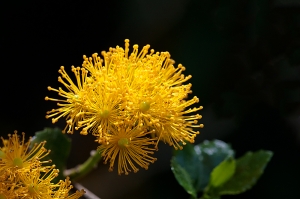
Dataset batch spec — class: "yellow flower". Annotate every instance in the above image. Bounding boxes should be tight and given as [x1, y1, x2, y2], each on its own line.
[125, 71, 203, 149]
[45, 66, 91, 134]
[46, 39, 203, 173]
[46, 39, 203, 146]
[75, 81, 126, 137]
[98, 125, 157, 175]
[0, 132, 84, 198]
[0, 131, 51, 178]
[16, 167, 58, 198]
[52, 177, 85, 199]
[16, 167, 84, 199]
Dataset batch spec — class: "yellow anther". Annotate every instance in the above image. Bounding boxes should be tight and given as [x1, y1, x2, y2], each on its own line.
[52, 118, 58, 124]
[80, 128, 88, 135]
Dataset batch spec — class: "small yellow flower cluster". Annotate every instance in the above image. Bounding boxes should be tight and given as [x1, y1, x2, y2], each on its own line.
[0, 131, 84, 199]
[46, 39, 203, 175]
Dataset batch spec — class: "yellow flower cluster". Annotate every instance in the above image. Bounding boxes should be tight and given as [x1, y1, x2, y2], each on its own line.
[0, 131, 85, 199]
[46, 39, 203, 175]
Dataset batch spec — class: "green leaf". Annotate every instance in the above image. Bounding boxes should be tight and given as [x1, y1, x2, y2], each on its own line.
[30, 127, 71, 182]
[210, 157, 236, 188]
[217, 150, 273, 195]
[194, 140, 234, 191]
[173, 142, 199, 184]
[173, 140, 235, 192]
[171, 158, 197, 199]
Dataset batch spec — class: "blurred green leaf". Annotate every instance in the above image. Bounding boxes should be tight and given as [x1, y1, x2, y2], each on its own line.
[171, 158, 197, 199]
[173, 140, 235, 192]
[217, 150, 273, 195]
[210, 157, 236, 188]
[30, 127, 71, 182]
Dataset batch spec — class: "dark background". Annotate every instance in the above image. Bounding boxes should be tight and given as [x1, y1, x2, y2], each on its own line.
[2, 0, 300, 198]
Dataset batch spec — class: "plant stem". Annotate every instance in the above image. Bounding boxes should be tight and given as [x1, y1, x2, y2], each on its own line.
[64, 150, 102, 181]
